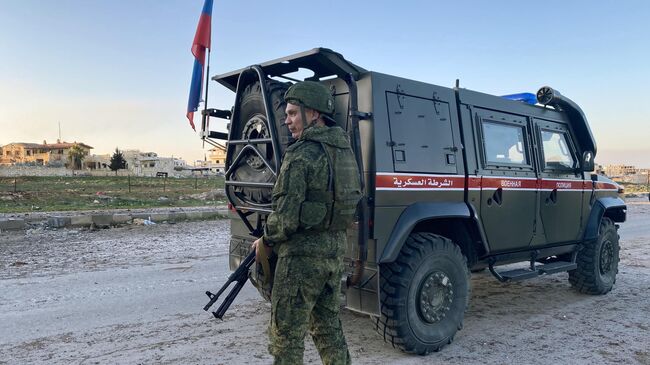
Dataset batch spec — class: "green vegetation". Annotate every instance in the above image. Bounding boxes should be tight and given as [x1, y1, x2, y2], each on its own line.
[67, 144, 88, 170]
[109, 148, 127, 173]
[0, 175, 226, 213]
[620, 182, 650, 197]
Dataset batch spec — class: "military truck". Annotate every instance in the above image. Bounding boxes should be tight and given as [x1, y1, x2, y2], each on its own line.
[200, 48, 626, 354]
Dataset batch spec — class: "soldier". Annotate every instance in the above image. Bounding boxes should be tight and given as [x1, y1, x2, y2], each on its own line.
[252, 81, 361, 365]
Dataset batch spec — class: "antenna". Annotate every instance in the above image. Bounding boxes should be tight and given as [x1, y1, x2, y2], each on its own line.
[58, 122, 61, 141]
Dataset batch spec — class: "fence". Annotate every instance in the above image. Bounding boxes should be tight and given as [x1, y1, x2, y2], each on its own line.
[0, 166, 71, 177]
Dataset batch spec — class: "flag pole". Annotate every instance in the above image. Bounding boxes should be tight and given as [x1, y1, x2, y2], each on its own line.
[201, 48, 211, 148]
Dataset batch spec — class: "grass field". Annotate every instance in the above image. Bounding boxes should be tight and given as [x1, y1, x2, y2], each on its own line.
[0, 175, 226, 213]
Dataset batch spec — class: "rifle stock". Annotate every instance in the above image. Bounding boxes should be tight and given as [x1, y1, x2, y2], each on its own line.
[203, 250, 256, 318]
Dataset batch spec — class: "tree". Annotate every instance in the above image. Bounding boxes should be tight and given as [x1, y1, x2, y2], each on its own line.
[67, 144, 87, 170]
[109, 148, 127, 174]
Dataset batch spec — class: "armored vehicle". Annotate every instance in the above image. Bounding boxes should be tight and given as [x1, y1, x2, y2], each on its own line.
[200, 48, 626, 354]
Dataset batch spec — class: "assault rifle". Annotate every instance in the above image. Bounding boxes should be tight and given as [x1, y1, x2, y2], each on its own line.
[203, 250, 255, 319]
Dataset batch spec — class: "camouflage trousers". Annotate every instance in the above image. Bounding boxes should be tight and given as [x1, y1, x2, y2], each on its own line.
[269, 255, 351, 365]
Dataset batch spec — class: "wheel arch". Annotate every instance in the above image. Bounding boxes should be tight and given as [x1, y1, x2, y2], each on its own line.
[583, 196, 626, 241]
[378, 202, 487, 265]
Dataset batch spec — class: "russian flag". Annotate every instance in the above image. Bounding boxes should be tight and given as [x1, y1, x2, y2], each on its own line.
[186, 0, 213, 131]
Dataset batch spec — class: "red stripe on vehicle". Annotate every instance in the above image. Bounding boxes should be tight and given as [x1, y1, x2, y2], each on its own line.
[480, 176, 537, 190]
[375, 174, 464, 189]
[539, 179, 585, 190]
[376, 173, 618, 192]
[468, 176, 482, 189]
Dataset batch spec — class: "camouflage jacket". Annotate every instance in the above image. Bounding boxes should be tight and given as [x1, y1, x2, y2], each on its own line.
[263, 125, 357, 258]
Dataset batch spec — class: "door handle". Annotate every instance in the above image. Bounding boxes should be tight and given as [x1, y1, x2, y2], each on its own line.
[492, 188, 503, 206]
[545, 189, 558, 204]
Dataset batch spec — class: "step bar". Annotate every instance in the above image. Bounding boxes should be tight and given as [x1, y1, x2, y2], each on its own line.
[488, 253, 578, 282]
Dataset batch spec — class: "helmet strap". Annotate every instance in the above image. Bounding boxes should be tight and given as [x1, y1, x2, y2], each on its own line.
[299, 105, 319, 133]
[300, 105, 308, 130]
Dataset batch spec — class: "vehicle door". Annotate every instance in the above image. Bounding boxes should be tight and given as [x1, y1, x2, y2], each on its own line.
[387, 93, 458, 175]
[534, 119, 583, 245]
[474, 109, 537, 252]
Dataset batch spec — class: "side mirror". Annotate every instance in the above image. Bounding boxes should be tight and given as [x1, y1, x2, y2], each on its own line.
[581, 151, 595, 172]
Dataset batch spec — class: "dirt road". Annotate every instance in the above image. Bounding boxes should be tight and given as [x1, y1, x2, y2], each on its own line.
[1, 199, 649, 364]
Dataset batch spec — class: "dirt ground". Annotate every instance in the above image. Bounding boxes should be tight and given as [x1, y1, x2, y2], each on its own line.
[1, 199, 649, 364]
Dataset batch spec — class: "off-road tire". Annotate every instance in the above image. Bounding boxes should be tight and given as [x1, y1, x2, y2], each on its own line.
[568, 217, 620, 294]
[238, 80, 292, 153]
[373, 233, 470, 354]
[230, 80, 290, 206]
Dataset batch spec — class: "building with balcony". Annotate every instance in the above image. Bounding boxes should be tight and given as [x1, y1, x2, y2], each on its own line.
[206, 143, 226, 173]
[0, 140, 93, 166]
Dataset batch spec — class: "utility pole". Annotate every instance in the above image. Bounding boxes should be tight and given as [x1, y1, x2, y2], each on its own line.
[58, 122, 61, 141]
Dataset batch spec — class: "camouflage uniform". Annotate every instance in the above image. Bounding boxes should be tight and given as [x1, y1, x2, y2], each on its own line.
[263, 125, 356, 365]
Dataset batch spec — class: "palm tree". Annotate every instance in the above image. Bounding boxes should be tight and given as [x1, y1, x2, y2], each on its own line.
[67, 144, 87, 170]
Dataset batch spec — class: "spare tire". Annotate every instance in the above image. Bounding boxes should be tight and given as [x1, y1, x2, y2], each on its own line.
[228, 80, 291, 207]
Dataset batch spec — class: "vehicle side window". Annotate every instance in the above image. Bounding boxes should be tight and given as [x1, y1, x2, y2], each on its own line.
[481, 121, 528, 165]
[540, 130, 575, 170]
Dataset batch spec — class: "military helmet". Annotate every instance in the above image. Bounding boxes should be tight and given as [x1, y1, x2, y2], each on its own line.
[284, 81, 335, 116]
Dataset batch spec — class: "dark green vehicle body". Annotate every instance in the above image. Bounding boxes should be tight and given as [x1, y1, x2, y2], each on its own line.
[204, 48, 626, 351]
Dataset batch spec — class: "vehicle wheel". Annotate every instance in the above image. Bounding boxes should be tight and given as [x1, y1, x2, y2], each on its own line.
[568, 217, 620, 294]
[229, 80, 291, 206]
[373, 233, 470, 354]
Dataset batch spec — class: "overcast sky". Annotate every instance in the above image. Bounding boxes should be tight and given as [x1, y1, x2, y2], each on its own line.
[1, 0, 649, 166]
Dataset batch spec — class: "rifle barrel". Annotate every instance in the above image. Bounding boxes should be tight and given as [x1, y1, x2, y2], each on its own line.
[203, 250, 256, 313]
[213, 280, 246, 319]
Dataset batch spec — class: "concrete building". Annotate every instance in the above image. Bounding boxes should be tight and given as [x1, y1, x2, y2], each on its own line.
[603, 164, 650, 185]
[604, 164, 637, 177]
[123, 150, 156, 171]
[116, 150, 188, 177]
[617, 169, 650, 185]
[0, 142, 195, 177]
[191, 143, 227, 175]
[85, 154, 111, 170]
[207, 143, 226, 173]
[0, 140, 93, 166]
[135, 155, 188, 177]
